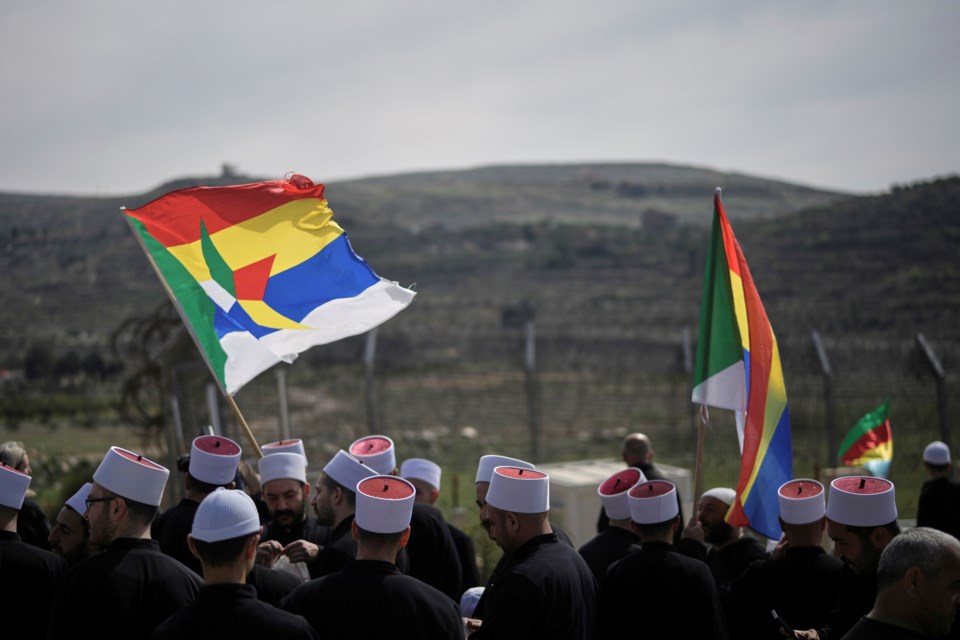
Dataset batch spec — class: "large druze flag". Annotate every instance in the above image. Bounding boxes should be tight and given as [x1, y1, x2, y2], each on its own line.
[123, 174, 416, 395]
[692, 189, 792, 540]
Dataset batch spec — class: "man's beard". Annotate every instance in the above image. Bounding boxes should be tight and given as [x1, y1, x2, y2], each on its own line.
[273, 504, 305, 531]
[314, 498, 336, 527]
[703, 518, 734, 545]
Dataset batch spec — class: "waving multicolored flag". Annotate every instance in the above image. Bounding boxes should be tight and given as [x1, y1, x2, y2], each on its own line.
[123, 174, 415, 395]
[838, 402, 893, 478]
[692, 189, 792, 539]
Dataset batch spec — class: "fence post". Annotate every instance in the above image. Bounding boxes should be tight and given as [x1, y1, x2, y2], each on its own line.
[276, 366, 291, 440]
[206, 382, 222, 435]
[525, 319, 542, 463]
[812, 331, 835, 466]
[916, 333, 951, 449]
[364, 328, 379, 434]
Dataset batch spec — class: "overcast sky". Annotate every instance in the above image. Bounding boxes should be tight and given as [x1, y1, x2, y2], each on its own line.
[2, 1, 958, 196]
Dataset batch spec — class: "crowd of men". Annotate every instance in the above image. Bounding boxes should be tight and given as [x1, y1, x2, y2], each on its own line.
[2, 433, 960, 639]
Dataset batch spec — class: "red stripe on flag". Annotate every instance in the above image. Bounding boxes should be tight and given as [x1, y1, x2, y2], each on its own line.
[721, 199, 777, 528]
[126, 179, 327, 247]
[840, 420, 892, 465]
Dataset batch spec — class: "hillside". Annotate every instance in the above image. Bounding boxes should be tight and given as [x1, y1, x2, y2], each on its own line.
[0, 162, 954, 371]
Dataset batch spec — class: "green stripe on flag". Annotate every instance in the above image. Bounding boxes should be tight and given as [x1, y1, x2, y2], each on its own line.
[837, 401, 890, 464]
[200, 219, 236, 297]
[693, 206, 742, 388]
[129, 217, 229, 387]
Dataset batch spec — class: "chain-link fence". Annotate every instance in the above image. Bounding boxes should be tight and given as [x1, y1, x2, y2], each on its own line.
[166, 321, 957, 522]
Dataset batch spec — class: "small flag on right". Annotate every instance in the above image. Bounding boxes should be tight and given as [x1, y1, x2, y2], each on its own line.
[838, 401, 893, 478]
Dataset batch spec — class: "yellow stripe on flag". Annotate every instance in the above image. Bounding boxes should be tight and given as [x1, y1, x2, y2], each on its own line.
[167, 199, 344, 282]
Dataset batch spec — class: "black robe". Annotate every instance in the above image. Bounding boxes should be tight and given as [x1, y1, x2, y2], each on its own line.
[405, 502, 463, 601]
[818, 563, 878, 640]
[246, 562, 302, 605]
[577, 525, 641, 584]
[151, 583, 319, 640]
[598, 540, 728, 640]
[17, 496, 52, 550]
[840, 616, 931, 640]
[677, 533, 769, 616]
[0, 530, 68, 637]
[449, 522, 481, 592]
[471, 532, 597, 640]
[280, 559, 464, 640]
[727, 545, 843, 638]
[916, 476, 960, 539]
[310, 513, 357, 578]
[47, 537, 203, 640]
[262, 513, 332, 580]
[262, 513, 330, 549]
[152, 497, 202, 574]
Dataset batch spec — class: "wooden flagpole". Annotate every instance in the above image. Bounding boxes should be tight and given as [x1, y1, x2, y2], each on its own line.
[225, 393, 263, 459]
[693, 404, 709, 512]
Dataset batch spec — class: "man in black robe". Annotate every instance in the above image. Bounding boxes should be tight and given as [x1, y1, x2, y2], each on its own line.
[261, 449, 377, 579]
[152, 435, 243, 574]
[281, 474, 464, 639]
[47, 447, 202, 640]
[599, 479, 727, 640]
[728, 479, 842, 638]
[1, 461, 68, 638]
[151, 488, 318, 640]
[794, 476, 900, 640]
[916, 441, 960, 539]
[152, 436, 301, 603]
[47, 482, 99, 565]
[468, 465, 596, 640]
[0, 440, 52, 550]
[401, 457, 476, 596]
[254, 451, 331, 580]
[596, 433, 684, 540]
[677, 485, 769, 620]
[578, 467, 644, 583]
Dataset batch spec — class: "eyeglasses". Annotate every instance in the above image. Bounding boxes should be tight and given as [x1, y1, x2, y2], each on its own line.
[85, 496, 116, 511]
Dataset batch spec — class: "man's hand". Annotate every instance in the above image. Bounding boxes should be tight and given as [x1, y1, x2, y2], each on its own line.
[463, 618, 482, 637]
[681, 517, 705, 544]
[282, 539, 320, 564]
[792, 629, 819, 639]
[256, 540, 284, 567]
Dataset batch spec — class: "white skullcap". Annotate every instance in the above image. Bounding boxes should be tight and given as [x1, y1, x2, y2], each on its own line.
[323, 450, 377, 492]
[486, 466, 550, 514]
[702, 487, 737, 507]
[924, 441, 951, 466]
[258, 452, 307, 485]
[826, 476, 897, 527]
[400, 458, 442, 490]
[460, 587, 484, 618]
[629, 480, 679, 524]
[93, 447, 169, 507]
[262, 439, 307, 462]
[189, 435, 242, 485]
[778, 479, 825, 525]
[192, 488, 261, 542]
[475, 455, 535, 484]
[355, 475, 415, 534]
[598, 467, 646, 521]
[0, 462, 31, 510]
[349, 435, 396, 475]
[65, 482, 92, 515]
